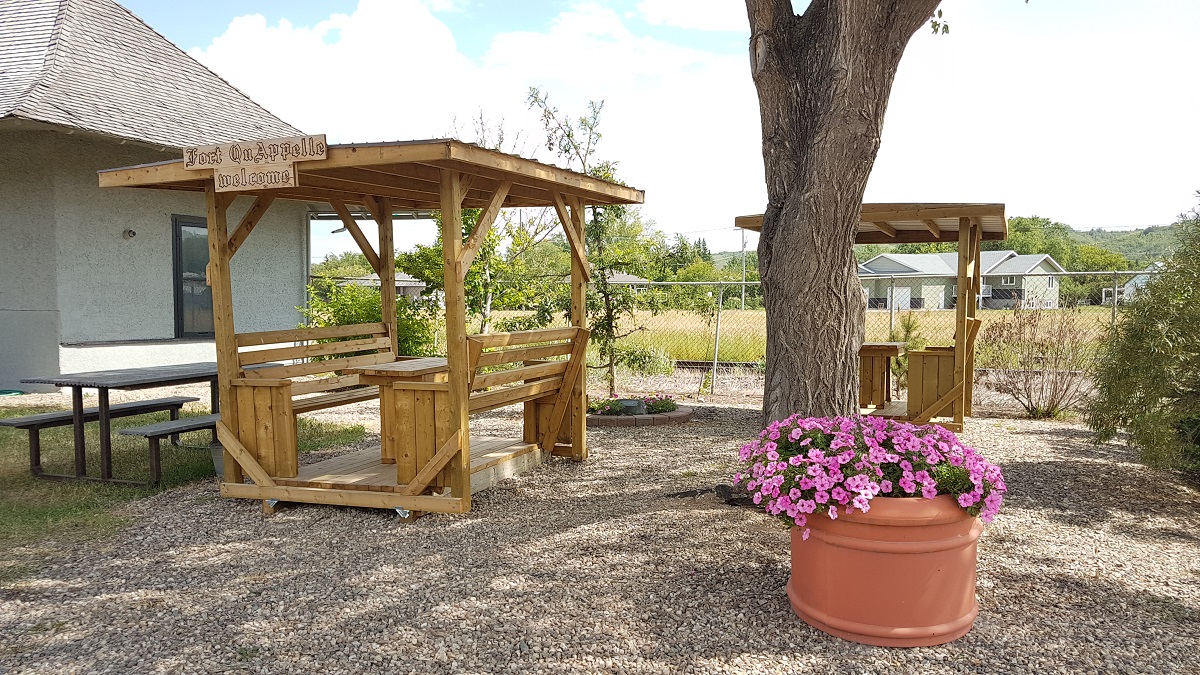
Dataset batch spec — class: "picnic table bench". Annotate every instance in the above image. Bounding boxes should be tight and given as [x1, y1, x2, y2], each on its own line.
[119, 413, 221, 486]
[1, 396, 198, 485]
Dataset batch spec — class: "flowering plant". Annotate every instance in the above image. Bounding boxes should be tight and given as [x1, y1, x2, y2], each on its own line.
[734, 415, 1006, 540]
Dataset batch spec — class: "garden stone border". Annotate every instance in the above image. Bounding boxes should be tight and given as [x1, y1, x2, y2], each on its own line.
[587, 406, 693, 427]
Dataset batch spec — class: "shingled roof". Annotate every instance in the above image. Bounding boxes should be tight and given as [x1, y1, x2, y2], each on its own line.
[0, 0, 302, 148]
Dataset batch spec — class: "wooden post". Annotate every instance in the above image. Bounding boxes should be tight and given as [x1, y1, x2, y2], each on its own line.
[440, 170, 471, 506]
[568, 198, 588, 461]
[205, 184, 243, 484]
[377, 197, 398, 356]
[965, 218, 982, 418]
[953, 217, 971, 426]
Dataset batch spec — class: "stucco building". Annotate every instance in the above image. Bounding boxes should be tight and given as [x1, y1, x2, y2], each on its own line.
[1, 0, 313, 391]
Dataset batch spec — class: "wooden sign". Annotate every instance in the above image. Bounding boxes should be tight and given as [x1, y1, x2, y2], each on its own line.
[183, 134, 327, 170]
[214, 163, 296, 193]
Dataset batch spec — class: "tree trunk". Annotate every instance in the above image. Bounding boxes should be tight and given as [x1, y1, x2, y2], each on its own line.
[746, 0, 939, 424]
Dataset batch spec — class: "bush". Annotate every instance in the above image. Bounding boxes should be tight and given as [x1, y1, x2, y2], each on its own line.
[1088, 213, 1200, 469]
[616, 343, 675, 376]
[977, 307, 1094, 418]
[300, 279, 437, 356]
[888, 312, 927, 390]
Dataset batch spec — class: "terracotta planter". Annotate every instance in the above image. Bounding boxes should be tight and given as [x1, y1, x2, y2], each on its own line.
[787, 494, 983, 647]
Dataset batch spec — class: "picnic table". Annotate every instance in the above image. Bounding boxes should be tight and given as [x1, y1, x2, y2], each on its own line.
[20, 362, 218, 482]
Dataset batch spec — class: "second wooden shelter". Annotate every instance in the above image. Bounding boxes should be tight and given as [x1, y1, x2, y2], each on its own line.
[100, 138, 643, 515]
[735, 204, 1008, 431]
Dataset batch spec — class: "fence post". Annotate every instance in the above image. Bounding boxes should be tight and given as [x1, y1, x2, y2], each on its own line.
[888, 276, 896, 336]
[711, 283, 724, 396]
[1111, 271, 1119, 328]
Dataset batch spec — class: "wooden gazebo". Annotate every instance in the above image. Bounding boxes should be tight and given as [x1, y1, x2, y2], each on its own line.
[735, 204, 1008, 431]
[100, 138, 643, 515]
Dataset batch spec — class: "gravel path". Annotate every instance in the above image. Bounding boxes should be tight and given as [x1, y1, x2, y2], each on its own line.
[1, 404, 1198, 674]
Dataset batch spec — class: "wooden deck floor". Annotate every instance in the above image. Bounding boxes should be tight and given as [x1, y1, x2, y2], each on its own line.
[861, 400, 962, 431]
[274, 436, 538, 493]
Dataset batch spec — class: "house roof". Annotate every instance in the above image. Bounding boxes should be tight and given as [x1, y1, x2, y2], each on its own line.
[606, 271, 649, 284]
[734, 204, 1008, 245]
[860, 250, 1065, 276]
[344, 272, 426, 288]
[0, 0, 301, 148]
[986, 254, 1066, 275]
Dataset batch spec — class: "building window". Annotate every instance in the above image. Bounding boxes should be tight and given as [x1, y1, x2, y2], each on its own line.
[172, 215, 214, 338]
[1048, 275, 1057, 288]
[1001, 276, 1016, 286]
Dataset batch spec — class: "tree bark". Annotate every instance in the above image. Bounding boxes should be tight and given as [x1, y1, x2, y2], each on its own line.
[746, 0, 939, 424]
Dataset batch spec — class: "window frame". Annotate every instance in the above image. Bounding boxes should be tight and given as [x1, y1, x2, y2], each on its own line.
[171, 214, 215, 339]
[1001, 275, 1017, 286]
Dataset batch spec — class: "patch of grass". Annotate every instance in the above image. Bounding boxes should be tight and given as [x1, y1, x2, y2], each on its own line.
[0, 404, 366, 559]
[297, 417, 366, 453]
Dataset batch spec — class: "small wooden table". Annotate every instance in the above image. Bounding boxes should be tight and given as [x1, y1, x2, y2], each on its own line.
[345, 358, 450, 479]
[859, 342, 905, 409]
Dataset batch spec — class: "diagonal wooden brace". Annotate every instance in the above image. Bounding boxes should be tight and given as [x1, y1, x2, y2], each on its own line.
[403, 431, 462, 496]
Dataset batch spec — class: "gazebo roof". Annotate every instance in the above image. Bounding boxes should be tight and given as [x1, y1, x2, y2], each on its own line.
[98, 138, 645, 209]
[734, 203, 1007, 244]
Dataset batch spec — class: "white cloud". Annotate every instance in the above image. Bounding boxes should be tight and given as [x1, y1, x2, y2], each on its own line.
[636, 0, 749, 32]
[190, 0, 1200, 256]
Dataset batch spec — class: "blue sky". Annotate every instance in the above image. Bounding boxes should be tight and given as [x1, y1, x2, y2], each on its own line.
[120, 1, 1200, 261]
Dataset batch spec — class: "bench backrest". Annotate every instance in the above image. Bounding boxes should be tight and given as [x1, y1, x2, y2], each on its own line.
[466, 327, 587, 413]
[234, 322, 394, 395]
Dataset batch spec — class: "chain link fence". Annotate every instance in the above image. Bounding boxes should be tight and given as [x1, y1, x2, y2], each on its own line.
[563, 270, 1163, 407]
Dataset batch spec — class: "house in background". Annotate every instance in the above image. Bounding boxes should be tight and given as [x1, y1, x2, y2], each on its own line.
[342, 272, 428, 300]
[860, 251, 1066, 310]
[606, 271, 650, 292]
[0, 0, 313, 391]
[1108, 261, 1167, 304]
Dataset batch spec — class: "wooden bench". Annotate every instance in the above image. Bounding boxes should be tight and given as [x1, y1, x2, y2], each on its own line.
[118, 413, 220, 486]
[220, 322, 396, 479]
[0, 397, 198, 481]
[467, 327, 589, 457]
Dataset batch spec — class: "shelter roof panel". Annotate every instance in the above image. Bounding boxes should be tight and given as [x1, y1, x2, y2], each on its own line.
[98, 139, 644, 209]
[734, 203, 1007, 244]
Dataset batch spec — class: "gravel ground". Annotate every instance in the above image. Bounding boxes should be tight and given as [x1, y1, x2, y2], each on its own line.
[1, 401, 1198, 674]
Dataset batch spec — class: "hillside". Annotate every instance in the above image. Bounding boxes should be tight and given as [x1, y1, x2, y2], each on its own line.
[1068, 223, 1181, 266]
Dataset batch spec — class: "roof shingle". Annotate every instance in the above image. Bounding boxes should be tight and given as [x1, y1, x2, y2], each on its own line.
[0, 0, 301, 148]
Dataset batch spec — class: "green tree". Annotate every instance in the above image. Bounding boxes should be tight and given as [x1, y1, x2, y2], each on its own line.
[1088, 198, 1200, 469]
[528, 87, 667, 397]
[310, 251, 373, 279]
[982, 216, 1075, 263]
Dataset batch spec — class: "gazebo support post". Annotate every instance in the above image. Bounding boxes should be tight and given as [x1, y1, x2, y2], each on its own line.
[966, 218, 982, 417]
[376, 197, 398, 355]
[568, 198, 588, 461]
[205, 185, 244, 484]
[954, 217, 974, 428]
[440, 170, 471, 507]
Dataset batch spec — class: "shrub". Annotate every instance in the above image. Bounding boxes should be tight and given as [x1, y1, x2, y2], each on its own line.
[616, 343, 675, 376]
[300, 279, 437, 356]
[977, 307, 1094, 418]
[1088, 212, 1200, 469]
[888, 311, 927, 391]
